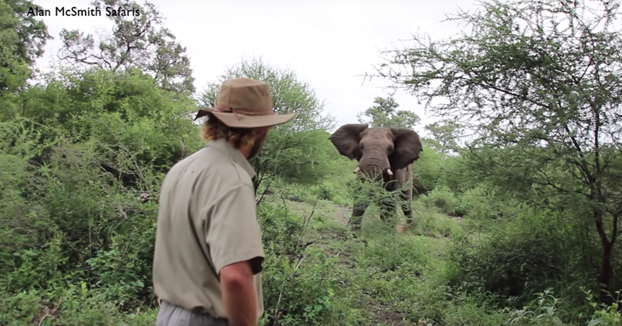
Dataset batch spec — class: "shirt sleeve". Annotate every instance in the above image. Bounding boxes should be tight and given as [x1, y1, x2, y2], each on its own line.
[205, 184, 265, 275]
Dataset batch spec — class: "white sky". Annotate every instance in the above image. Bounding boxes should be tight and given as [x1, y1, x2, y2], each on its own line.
[33, 0, 478, 134]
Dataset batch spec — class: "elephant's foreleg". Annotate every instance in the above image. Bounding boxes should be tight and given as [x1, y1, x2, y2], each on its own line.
[379, 197, 398, 224]
[350, 201, 368, 231]
[400, 187, 414, 225]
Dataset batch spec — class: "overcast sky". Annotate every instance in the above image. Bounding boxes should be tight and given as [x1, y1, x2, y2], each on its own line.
[34, 0, 478, 134]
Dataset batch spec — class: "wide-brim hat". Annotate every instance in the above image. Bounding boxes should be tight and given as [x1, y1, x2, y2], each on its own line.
[194, 78, 296, 128]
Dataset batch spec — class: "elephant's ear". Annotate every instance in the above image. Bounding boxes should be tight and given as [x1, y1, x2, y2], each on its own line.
[329, 124, 368, 160]
[389, 128, 423, 170]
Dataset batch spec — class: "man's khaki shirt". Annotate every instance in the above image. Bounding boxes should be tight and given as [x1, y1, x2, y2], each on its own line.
[152, 138, 264, 318]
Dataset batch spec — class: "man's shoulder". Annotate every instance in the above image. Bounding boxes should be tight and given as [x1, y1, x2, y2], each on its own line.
[161, 144, 254, 192]
[194, 146, 255, 189]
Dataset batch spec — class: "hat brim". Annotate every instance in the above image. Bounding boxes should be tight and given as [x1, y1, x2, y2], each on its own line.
[195, 108, 296, 128]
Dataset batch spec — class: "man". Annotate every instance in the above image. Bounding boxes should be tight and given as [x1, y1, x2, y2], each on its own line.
[152, 78, 296, 326]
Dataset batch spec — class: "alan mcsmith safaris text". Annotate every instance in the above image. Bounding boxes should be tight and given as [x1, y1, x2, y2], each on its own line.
[27, 6, 140, 17]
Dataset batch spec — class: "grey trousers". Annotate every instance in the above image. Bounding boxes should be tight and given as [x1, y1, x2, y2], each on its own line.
[156, 301, 229, 326]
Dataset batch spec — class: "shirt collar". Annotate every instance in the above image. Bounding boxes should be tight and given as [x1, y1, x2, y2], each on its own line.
[207, 138, 256, 179]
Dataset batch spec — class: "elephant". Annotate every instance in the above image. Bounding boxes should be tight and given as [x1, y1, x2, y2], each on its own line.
[329, 124, 423, 231]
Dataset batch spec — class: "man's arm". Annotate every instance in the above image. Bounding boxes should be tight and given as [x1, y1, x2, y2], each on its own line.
[203, 183, 265, 325]
[220, 260, 258, 326]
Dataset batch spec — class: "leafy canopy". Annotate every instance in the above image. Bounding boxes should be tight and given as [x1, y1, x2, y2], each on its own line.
[57, 0, 195, 94]
[0, 0, 51, 94]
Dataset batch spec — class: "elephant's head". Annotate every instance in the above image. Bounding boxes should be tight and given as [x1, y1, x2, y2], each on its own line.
[329, 124, 423, 179]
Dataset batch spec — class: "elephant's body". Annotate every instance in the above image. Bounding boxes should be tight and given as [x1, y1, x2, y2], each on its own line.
[329, 124, 423, 231]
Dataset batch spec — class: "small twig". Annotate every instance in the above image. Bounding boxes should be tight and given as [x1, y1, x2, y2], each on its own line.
[278, 193, 288, 206]
[118, 206, 128, 220]
[256, 177, 274, 205]
[118, 142, 151, 194]
[37, 308, 50, 326]
[536, 258, 566, 275]
[179, 138, 187, 160]
[38, 298, 63, 326]
[295, 201, 317, 251]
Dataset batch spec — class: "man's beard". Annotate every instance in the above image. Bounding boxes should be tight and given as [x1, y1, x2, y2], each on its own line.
[247, 133, 267, 160]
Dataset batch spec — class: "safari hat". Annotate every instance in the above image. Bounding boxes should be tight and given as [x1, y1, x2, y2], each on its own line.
[194, 78, 296, 128]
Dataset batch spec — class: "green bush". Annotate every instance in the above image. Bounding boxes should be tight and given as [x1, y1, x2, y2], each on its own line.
[257, 201, 341, 326]
[447, 204, 596, 313]
[419, 186, 461, 216]
[0, 286, 158, 326]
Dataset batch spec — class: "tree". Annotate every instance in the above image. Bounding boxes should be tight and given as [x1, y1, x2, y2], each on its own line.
[356, 95, 420, 129]
[57, 0, 194, 94]
[372, 0, 622, 303]
[0, 0, 51, 94]
[199, 57, 336, 196]
[423, 118, 464, 155]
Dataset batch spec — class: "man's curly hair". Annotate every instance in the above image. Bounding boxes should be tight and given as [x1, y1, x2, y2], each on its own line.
[201, 113, 265, 149]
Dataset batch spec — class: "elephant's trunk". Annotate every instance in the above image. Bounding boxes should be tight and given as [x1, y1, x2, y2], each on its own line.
[357, 164, 392, 182]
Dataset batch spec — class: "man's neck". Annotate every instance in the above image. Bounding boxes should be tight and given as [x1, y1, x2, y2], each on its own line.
[224, 140, 251, 159]
[238, 146, 251, 159]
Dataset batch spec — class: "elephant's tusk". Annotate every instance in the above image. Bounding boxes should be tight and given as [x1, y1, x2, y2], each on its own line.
[386, 169, 393, 176]
[353, 167, 361, 174]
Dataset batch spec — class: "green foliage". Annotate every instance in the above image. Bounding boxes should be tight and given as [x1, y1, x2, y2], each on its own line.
[423, 118, 465, 156]
[418, 186, 462, 216]
[448, 203, 598, 312]
[256, 201, 340, 326]
[0, 65, 199, 321]
[18, 68, 202, 172]
[57, 0, 195, 94]
[0, 286, 157, 325]
[411, 143, 444, 193]
[356, 95, 420, 129]
[499, 289, 622, 326]
[433, 154, 476, 193]
[2, 128, 160, 304]
[374, 0, 622, 302]
[503, 289, 570, 326]
[0, 0, 50, 66]
[0, 0, 51, 121]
